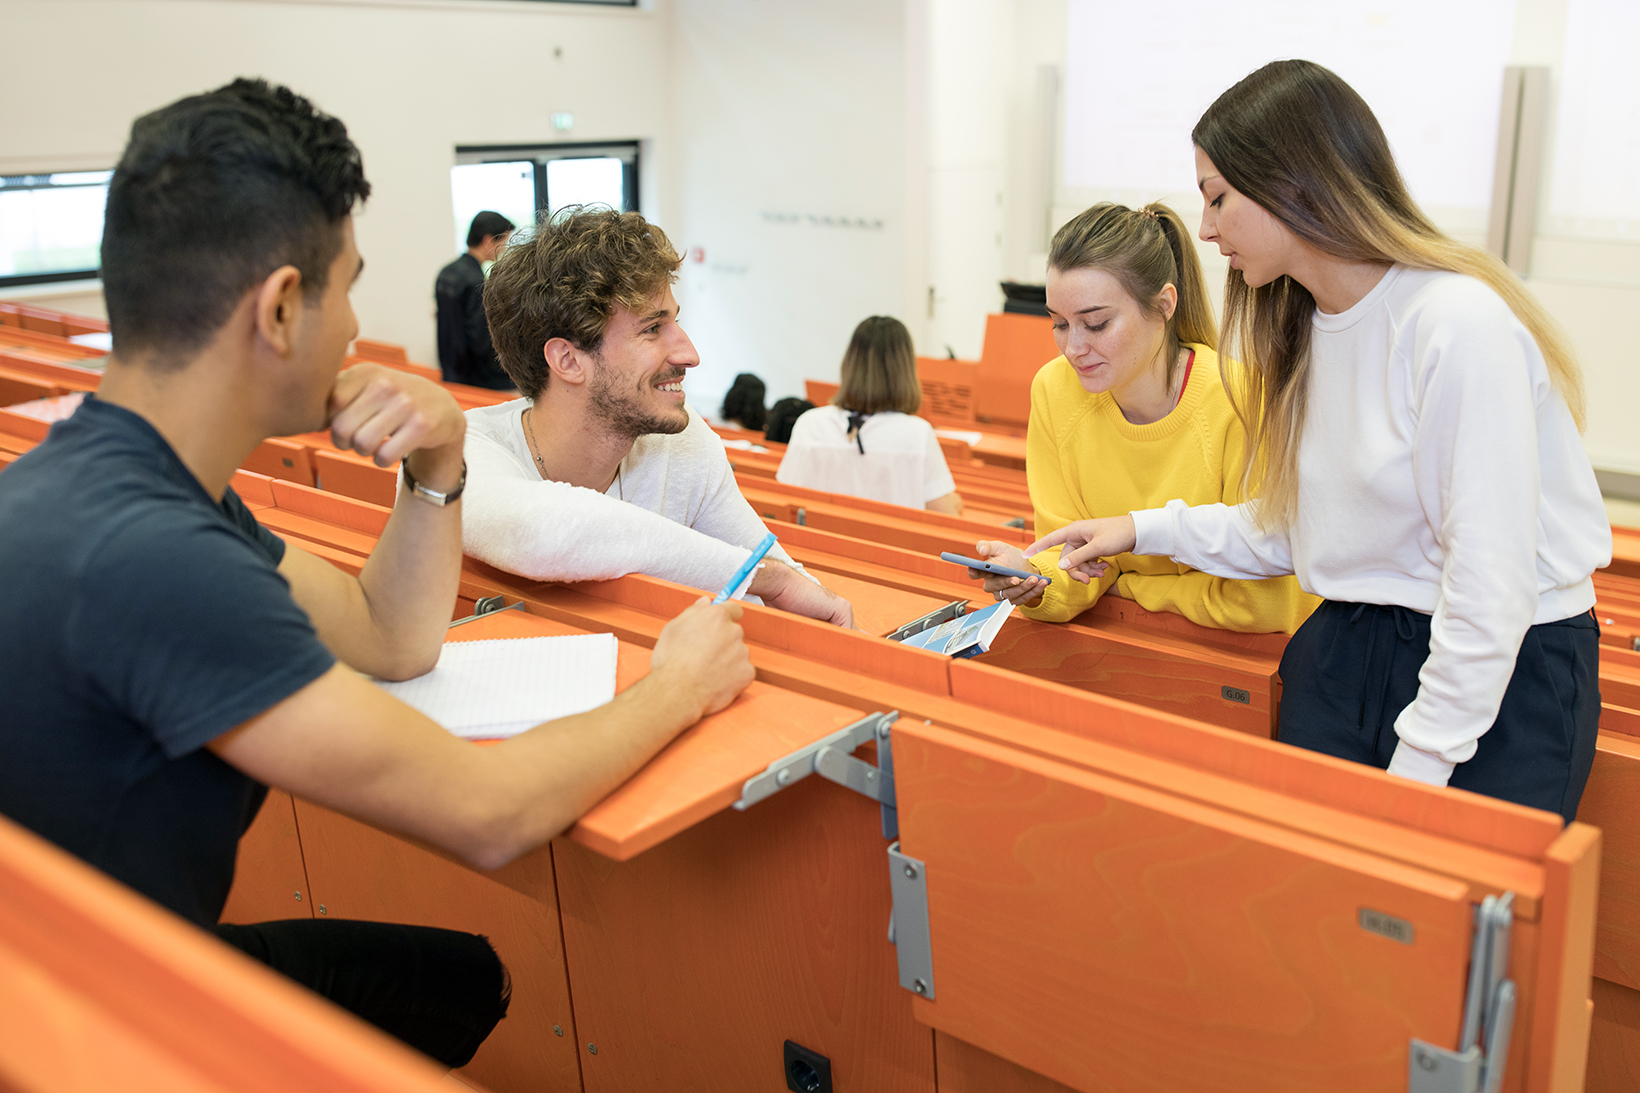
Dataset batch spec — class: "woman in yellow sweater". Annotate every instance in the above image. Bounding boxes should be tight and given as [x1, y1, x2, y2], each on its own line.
[970, 201, 1316, 632]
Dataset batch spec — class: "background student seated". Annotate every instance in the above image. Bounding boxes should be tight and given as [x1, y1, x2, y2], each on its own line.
[967, 202, 1316, 634]
[719, 371, 767, 431]
[776, 315, 963, 515]
[435, 210, 516, 390]
[462, 206, 855, 628]
[0, 80, 754, 1070]
[763, 396, 813, 445]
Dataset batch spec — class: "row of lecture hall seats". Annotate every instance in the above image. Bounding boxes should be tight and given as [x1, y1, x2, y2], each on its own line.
[1, 302, 1639, 1091]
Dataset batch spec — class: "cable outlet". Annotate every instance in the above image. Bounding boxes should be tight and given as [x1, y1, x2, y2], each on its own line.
[783, 1040, 832, 1093]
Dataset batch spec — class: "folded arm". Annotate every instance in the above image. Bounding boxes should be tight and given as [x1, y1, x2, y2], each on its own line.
[280, 366, 467, 681]
[462, 430, 754, 592]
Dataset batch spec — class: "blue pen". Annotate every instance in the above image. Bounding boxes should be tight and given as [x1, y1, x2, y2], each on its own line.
[714, 531, 778, 604]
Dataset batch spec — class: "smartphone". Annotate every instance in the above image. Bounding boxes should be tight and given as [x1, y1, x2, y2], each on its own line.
[939, 551, 1040, 582]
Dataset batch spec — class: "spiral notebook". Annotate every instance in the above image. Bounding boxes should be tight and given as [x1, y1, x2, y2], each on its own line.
[373, 633, 619, 739]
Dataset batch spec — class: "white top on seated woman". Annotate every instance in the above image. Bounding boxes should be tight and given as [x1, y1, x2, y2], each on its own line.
[776, 316, 964, 515]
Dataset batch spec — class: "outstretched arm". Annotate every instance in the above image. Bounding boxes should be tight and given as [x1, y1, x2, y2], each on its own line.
[210, 598, 755, 869]
[279, 365, 467, 680]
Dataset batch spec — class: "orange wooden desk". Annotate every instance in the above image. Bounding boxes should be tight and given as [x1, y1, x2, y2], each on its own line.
[0, 811, 452, 1093]
[488, 578, 1599, 1092]
[215, 582, 1600, 1092]
[226, 605, 931, 1093]
[221, 469, 1640, 1090]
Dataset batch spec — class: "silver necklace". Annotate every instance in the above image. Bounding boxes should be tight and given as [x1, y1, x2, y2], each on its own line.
[523, 407, 622, 497]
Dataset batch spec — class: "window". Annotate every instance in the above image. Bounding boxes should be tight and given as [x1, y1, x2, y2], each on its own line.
[0, 171, 111, 287]
[451, 143, 640, 252]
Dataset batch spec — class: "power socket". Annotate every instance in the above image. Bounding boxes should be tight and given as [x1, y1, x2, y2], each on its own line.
[783, 1040, 832, 1093]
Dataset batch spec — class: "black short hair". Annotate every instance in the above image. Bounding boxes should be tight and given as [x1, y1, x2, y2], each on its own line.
[721, 372, 767, 430]
[764, 397, 814, 445]
[467, 211, 516, 249]
[101, 78, 371, 363]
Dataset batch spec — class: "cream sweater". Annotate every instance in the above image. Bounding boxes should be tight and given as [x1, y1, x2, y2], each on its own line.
[1133, 267, 1611, 785]
[461, 400, 804, 596]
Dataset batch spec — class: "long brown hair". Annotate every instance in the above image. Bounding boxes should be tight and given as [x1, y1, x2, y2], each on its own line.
[835, 316, 921, 415]
[1047, 201, 1218, 393]
[1193, 59, 1585, 529]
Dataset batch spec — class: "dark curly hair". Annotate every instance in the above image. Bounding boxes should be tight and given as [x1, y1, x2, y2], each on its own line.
[484, 206, 681, 400]
[763, 397, 814, 445]
[102, 78, 371, 363]
[720, 373, 767, 430]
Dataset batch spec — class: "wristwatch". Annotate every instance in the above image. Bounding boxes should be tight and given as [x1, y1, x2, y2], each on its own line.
[400, 458, 467, 506]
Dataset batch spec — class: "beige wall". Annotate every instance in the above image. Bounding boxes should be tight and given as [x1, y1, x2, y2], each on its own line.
[3, 0, 1633, 477]
[666, 0, 910, 411]
[0, 0, 672, 365]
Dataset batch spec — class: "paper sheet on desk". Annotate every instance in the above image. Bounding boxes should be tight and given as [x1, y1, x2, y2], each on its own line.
[373, 634, 619, 739]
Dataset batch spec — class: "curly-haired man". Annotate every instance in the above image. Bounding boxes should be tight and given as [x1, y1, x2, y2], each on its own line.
[464, 206, 855, 627]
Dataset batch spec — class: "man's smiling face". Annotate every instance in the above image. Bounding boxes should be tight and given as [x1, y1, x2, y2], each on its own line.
[585, 283, 697, 438]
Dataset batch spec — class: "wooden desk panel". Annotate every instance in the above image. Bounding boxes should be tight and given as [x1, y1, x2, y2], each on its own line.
[812, 572, 951, 637]
[293, 802, 583, 1093]
[980, 614, 1278, 738]
[0, 813, 450, 1093]
[895, 719, 1475, 1093]
[1587, 977, 1640, 1093]
[934, 1032, 1080, 1093]
[220, 790, 312, 925]
[554, 774, 936, 1093]
[1583, 733, 1640, 991]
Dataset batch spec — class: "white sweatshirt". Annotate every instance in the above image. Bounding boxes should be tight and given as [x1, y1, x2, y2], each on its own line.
[461, 399, 804, 596]
[1131, 266, 1610, 786]
[776, 406, 957, 508]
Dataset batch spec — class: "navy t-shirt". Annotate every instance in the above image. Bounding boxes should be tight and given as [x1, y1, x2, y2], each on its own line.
[0, 397, 336, 926]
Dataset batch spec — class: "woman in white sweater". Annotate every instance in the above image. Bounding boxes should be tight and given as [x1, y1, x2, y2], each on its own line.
[777, 316, 963, 514]
[1030, 60, 1610, 823]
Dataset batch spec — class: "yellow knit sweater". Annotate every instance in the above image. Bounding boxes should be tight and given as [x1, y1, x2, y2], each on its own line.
[1020, 344, 1318, 633]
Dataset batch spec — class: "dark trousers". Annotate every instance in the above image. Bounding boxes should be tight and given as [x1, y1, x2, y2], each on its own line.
[1276, 600, 1601, 824]
[215, 919, 510, 1069]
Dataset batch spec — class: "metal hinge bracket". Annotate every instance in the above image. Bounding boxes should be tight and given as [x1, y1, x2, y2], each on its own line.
[448, 597, 524, 628]
[887, 841, 935, 999]
[734, 711, 899, 838]
[886, 600, 967, 644]
[1408, 892, 1517, 1093]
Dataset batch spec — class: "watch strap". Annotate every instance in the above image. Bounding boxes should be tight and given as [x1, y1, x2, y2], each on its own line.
[400, 458, 467, 506]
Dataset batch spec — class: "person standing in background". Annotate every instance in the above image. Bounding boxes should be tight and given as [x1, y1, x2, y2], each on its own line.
[435, 210, 515, 390]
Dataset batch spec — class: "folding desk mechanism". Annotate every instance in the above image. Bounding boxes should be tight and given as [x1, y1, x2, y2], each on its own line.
[1408, 893, 1517, 1093]
[734, 711, 900, 837]
[886, 841, 934, 999]
[447, 596, 524, 628]
[734, 713, 933, 999]
[886, 601, 967, 644]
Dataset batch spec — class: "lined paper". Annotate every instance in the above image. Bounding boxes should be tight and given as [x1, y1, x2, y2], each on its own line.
[374, 633, 619, 739]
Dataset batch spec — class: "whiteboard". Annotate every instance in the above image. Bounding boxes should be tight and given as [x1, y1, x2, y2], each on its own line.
[1546, 0, 1640, 240]
[1062, 0, 1517, 230]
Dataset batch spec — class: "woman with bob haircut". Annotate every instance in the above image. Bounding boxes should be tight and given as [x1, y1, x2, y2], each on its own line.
[967, 200, 1316, 634]
[1032, 60, 1610, 822]
[776, 316, 963, 514]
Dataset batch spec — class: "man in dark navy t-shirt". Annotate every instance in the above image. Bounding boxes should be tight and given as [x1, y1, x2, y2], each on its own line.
[0, 79, 753, 1069]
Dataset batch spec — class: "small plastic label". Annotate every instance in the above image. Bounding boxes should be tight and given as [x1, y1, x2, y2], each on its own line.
[1359, 907, 1415, 944]
[1221, 685, 1251, 705]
